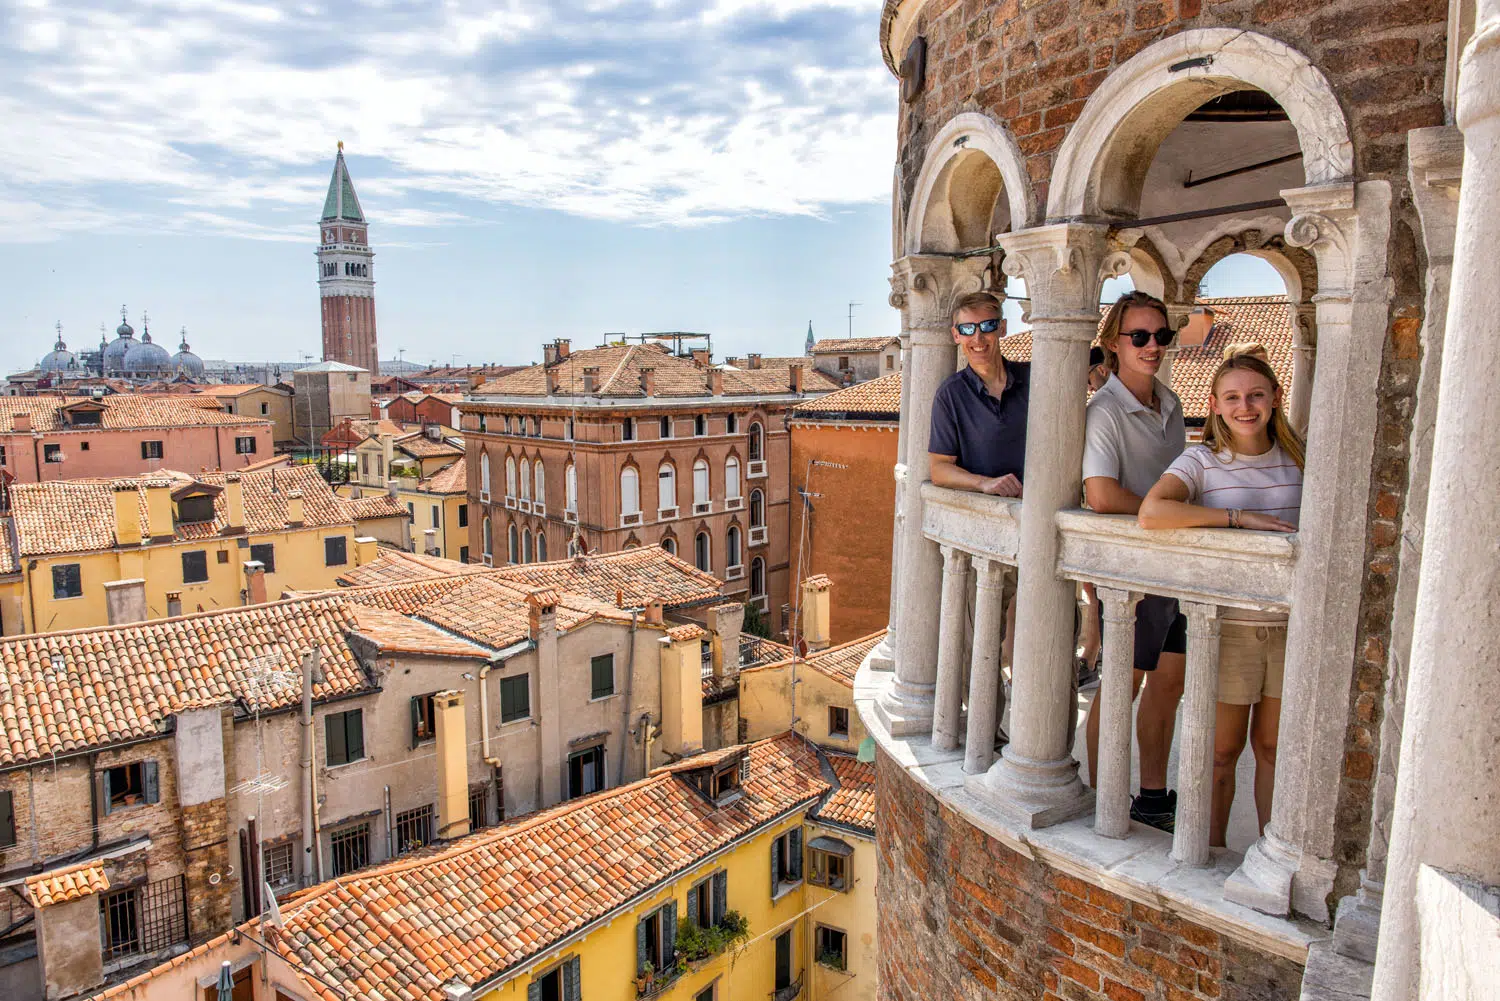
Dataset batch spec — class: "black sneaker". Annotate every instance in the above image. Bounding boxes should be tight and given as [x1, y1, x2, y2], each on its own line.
[1130, 790, 1177, 833]
[1075, 656, 1101, 692]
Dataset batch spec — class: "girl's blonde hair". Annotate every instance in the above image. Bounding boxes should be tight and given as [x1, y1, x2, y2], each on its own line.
[1098, 290, 1170, 373]
[1203, 353, 1306, 470]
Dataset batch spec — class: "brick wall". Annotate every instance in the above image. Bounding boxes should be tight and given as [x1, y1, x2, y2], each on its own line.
[876, 749, 1305, 1000]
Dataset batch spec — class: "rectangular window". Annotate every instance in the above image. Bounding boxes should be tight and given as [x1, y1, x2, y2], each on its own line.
[431, 505, 440, 527]
[531, 959, 581, 1001]
[329, 823, 369, 877]
[590, 653, 614, 700]
[695, 414, 706, 436]
[660, 416, 673, 439]
[102, 887, 141, 959]
[177, 495, 214, 523]
[250, 543, 276, 573]
[726, 414, 738, 434]
[500, 674, 530, 723]
[102, 761, 159, 814]
[181, 550, 209, 584]
[567, 746, 606, 799]
[0, 445, 7, 465]
[0, 790, 15, 848]
[885, 355, 894, 370]
[815, 926, 847, 971]
[43, 443, 62, 463]
[771, 827, 803, 896]
[235, 436, 257, 454]
[838, 356, 850, 370]
[622, 417, 635, 442]
[458, 503, 468, 528]
[264, 842, 295, 887]
[260, 402, 269, 415]
[637, 902, 675, 975]
[808, 845, 849, 892]
[325, 709, 365, 766]
[410, 693, 436, 745]
[393, 804, 434, 854]
[324, 536, 348, 566]
[51, 563, 82, 599]
[828, 706, 849, 739]
[459, 545, 470, 564]
[140, 440, 163, 460]
[774, 930, 793, 991]
[687, 870, 727, 930]
[696, 987, 715, 1001]
[469, 785, 491, 830]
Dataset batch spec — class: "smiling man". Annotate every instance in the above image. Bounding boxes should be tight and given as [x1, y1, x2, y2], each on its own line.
[928, 291, 1028, 497]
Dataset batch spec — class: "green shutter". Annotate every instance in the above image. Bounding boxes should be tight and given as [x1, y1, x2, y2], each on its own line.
[143, 761, 160, 805]
[563, 957, 581, 1001]
[686, 885, 700, 928]
[326, 713, 346, 766]
[409, 697, 422, 749]
[770, 837, 781, 896]
[100, 768, 113, 816]
[636, 917, 649, 974]
[0, 790, 15, 848]
[526, 979, 542, 1001]
[347, 711, 364, 762]
[789, 827, 803, 880]
[712, 871, 728, 926]
[664, 901, 678, 962]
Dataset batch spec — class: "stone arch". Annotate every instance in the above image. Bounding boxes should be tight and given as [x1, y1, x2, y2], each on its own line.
[1180, 228, 1318, 304]
[1122, 234, 1180, 304]
[1048, 29, 1354, 221]
[904, 112, 1038, 257]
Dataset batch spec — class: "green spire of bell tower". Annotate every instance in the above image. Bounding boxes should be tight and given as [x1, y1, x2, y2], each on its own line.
[321, 141, 366, 223]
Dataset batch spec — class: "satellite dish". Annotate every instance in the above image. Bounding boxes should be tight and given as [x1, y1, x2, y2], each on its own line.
[262, 882, 284, 928]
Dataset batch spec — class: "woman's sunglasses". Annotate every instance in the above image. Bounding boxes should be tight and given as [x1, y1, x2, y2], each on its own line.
[954, 318, 1002, 337]
[1123, 327, 1175, 348]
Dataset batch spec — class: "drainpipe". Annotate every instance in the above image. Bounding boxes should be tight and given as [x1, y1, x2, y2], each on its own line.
[616, 610, 639, 784]
[301, 650, 323, 885]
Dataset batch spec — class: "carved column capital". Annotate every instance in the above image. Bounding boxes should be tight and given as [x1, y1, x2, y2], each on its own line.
[890, 254, 991, 332]
[998, 223, 1124, 331]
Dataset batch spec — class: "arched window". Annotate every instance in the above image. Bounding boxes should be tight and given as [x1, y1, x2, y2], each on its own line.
[658, 462, 677, 511]
[507, 523, 518, 564]
[695, 531, 711, 573]
[748, 422, 764, 461]
[750, 489, 765, 527]
[480, 452, 491, 497]
[693, 459, 710, 508]
[727, 525, 742, 568]
[519, 458, 531, 500]
[505, 457, 517, 499]
[566, 462, 577, 513]
[536, 532, 548, 562]
[533, 459, 546, 506]
[621, 467, 640, 516]
[725, 457, 741, 500]
[483, 517, 493, 561]
[750, 557, 766, 597]
[662, 536, 677, 556]
[523, 530, 534, 564]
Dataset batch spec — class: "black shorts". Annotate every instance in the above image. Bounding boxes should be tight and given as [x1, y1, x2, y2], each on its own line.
[1095, 593, 1186, 672]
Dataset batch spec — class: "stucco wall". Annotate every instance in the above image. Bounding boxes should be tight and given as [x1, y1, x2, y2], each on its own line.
[0, 423, 273, 484]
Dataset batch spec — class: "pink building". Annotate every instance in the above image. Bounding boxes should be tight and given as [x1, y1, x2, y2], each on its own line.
[0, 396, 273, 487]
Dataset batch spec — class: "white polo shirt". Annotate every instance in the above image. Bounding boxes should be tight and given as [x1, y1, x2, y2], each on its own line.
[1082, 373, 1186, 500]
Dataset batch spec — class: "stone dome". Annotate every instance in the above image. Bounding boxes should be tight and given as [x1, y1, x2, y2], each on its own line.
[103, 329, 135, 374]
[39, 324, 78, 374]
[171, 327, 205, 379]
[123, 326, 171, 374]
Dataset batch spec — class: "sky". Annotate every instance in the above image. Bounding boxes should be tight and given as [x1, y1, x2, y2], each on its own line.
[0, 0, 1284, 376]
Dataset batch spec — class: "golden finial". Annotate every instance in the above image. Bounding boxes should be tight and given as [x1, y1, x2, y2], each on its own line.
[337, 140, 344, 152]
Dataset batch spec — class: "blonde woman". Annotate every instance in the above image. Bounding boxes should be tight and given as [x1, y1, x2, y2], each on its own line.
[1138, 353, 1304, 847]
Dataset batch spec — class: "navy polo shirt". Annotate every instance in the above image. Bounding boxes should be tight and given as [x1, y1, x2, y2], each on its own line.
[928, 361, 1031, 480]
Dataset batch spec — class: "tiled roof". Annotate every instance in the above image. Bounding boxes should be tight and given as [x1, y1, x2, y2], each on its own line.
[396, 433, 464, 459]
[10, 465, 353, 558]
[493, 547, 724, 608]
[791, 372, 901, 418]
[0, 523, 16, 575]
[265, 734, 827, 1001]
[0, 597, 372, 767]
[336, 549, 485, 587]
[472, 343, 841, 398]
[195, 384, 282, 398]
[348, 604, 492, 659]
[809, 337, 899, 354]
[344, 494, 411, 521]
[811, 753, 875, 834]
[744, 631, 886, 689]
[0, 395, 269, 433]
[416, 455, 467, 495]
[237, 454, 294, 473]
[997, 296, 1295, 421]
[24, 860, 111, 907]
[666, 623, 708, 642]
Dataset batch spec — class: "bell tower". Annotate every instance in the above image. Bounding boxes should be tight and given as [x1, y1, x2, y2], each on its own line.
[316, 142, 379, 375]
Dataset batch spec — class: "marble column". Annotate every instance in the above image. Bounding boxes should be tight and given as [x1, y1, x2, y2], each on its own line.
[870, 317, 917, 673]
[1332, 125, 1462, 964]
[1371, 20, 1500, 995]
[876, 255, 988, 735]
[1173, 601, 1221, 867]
[1094, 587, 1142, 839]
[1289, 303, 1317, 436]
[963, 557, 1007, 774]
[1159, 302, 1193, 390]
[931, 546, 972, 751]
[974, 224, 1127, 827]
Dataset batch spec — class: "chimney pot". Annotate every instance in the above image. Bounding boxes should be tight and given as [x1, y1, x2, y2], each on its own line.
[748, 353, 762, 370]
[166, 590, 183, 617]
[708, 369, 724, 395]
[790, 365, 805, 394]
[582, 367, 599, 394]
[644, 598, 665, 626]
[546, 369, 561, 395]
[556, 339, 571, 359]
[284, 490, 305, 526]
[243, 561, 268, 605]
[13, 413, 31, 433]
[640, 367, 657, 396]
[103, 578, 148, 625]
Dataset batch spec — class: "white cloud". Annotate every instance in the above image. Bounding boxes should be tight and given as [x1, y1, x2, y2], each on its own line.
[0, 0, 896, 242]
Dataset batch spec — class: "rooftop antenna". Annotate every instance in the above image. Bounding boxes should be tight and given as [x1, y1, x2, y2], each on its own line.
[230, 650, 298, 919]
[847, 302, 860, 338]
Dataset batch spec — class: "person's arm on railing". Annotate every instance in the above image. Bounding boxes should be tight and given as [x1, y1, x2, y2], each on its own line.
[1083, 476, 1142, 515]
[931, 453, 1022, 497]
[1138, 473, 1295, 532]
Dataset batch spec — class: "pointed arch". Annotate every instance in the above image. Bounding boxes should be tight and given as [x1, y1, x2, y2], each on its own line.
[904, 111, 1038, 256]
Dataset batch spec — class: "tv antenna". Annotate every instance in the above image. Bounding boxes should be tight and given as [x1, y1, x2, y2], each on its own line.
[847, 302, 860, 338]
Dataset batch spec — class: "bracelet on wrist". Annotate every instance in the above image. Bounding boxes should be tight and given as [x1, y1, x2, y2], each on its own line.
[1228, 508, 1241, 529]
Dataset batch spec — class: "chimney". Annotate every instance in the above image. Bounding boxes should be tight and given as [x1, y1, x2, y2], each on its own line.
[725, 357, 741, 368]
[658, 625, 706, 757]
[690, 349, 710, 368]
[527, 588, 559, 641]
[103, 579, 147, 625]
[708, 369, 724, 395]
[640, 367, 657, 396]
[543, 342, 560, 367]
[243, 561, 267, 604]
[166, 590, 183, 617]
[13, 413, 31, 433]
[27, 861, 108, 999]
[433, 690, 471, 840]
[582, 368, 599, 394]
[143, 480, 173, 541]
[112, 482, 142, 546]
[747, 353, 762, 370]
[546, 368, 561, 395]
[284, 490, 304, 526]
[708, 601, 745, 685]
[790, 365, 805, 394]
[644, 597, 665, 626]
[355, 536, 378, 565]
[380, 434, 395, 483]
[223, 473, 245, 534]
[467, 371, 485, 391]
[800, 575, 833, 652]
[423, 528, 439, 555]
[369, 400, 382, 420]
[556, 339, 571, 359]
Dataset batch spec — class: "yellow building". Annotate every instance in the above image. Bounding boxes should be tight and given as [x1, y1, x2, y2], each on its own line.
[343, 428, 471, 559]
[5, 464, 373, 633]
[88, 733, 877, 1001]
[193, 383, 295, 446]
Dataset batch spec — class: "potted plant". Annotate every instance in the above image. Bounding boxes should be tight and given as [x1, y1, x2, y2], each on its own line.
[817, 950, 845, 972]
[635, 961, 653, 994]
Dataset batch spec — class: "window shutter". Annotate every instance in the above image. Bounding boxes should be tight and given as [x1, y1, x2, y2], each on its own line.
[770, 837, 781, 895]
[100, 769, 113, 816]
[664, 901, 678, 961]
[350, 712, 365, 761]
[636, 917, 649, 974]
[326, 714, 345, 766]
[712, 871, 728, 926]
[789, 827, 803, 880]
[686, 885, 700, 927]
[563, 957, 581, 1001]
[527, 979, 542, 1001]
[409, 698, 421, 749]
[144, 761, 160, 805]
[0, 791, 14, 847]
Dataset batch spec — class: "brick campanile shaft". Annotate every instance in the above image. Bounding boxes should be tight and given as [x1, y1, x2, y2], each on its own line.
[316, 143, 379, 376]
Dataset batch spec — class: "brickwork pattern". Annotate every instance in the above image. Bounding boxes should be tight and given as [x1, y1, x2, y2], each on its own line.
[876, 749, 1305, 1000]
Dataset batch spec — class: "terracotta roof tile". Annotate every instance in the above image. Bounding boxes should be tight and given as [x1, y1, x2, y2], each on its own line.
[336, 550, 486, 587]
[348, 604, 493, 659]
[811, 754, 874, 834]
[745, 631, 886, 689]
[666, 623, 707, 642]
[791, 372, 901, 418]
[396, 433, 464, 459]
[493, 548, 723, 609]
[0, 524, 16, 576]
[10, 465, 353, 558]
[416, 455, 467, 495]
[472, 343, 841, 399]
[344, 494, 411, 521]
[809, 337, 900, 354]
[0, 597, 372, 767]
[24, 860, 110, 907]
[0, 396, 269, 433]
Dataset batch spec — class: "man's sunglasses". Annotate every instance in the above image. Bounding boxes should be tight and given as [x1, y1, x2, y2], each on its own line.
[1122, 327, 1175, 348]
[954, 318, 1002, 337]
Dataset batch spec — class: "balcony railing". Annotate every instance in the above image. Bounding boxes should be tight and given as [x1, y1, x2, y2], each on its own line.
[919, 484, 1297, 866]
[772, 975, 804, 1001]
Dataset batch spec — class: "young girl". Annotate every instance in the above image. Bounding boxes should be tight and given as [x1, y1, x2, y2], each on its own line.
[1138, 354, 1305, 848]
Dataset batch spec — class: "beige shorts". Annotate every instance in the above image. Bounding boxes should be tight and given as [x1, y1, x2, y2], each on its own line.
[1218, 623, 1286, 706]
